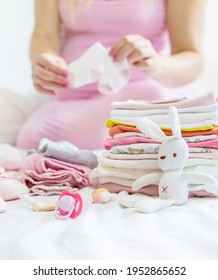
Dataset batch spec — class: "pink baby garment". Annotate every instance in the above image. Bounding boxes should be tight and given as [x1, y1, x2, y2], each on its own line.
[21, 154, 92, 190]
[104, 136, 218, 151]
[92, 182, 217, 198]
[29, 185, 78, 196]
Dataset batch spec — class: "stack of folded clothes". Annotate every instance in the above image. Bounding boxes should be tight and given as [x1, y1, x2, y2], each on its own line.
[21, 138, 98, 195]
[90, 92, 218, 198]
[0, 139, 98, 196]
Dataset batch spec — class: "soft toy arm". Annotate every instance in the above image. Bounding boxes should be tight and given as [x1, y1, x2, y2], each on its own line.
[132, 173, 161, 191]
[182, 172, 216, 185]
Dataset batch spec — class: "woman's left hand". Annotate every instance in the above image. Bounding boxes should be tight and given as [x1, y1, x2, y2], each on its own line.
[110, 35, 161, 77]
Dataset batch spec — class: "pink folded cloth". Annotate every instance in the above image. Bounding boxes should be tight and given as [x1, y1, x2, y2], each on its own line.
[21, 154, 92, 189]
[98, 182, 159, 196]
[104, 136, 218, 150]
[98, 183, 217, 198]
[29, 185, 78, 196]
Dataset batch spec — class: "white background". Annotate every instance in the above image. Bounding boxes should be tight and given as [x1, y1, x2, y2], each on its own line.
[0, 0, 34, 95]
[0, 0, 218, 96]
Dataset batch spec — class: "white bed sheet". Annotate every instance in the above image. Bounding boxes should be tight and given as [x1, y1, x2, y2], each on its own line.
[0, 188, 218, 260]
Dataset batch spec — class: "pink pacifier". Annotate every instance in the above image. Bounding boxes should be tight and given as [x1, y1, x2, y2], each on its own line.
[54, 190, 83, 219]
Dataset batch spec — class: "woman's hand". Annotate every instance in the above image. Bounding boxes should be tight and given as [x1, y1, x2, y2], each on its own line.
[109, 35, 161, 77]
[32, 53, 69, 95]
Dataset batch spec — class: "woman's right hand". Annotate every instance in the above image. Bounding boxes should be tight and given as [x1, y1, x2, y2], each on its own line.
[32, 53, 69, 95]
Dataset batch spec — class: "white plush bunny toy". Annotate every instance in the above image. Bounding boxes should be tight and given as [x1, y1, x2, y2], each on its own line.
[119, 106, 217, 213]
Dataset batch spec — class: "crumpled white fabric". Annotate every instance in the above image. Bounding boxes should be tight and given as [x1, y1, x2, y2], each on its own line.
[68, 42, 130, 95]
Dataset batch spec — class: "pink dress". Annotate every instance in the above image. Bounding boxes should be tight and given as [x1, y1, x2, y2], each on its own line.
[17, 0, 194, 150]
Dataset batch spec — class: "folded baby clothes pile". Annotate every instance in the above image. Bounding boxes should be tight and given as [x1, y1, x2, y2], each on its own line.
[0, 140, 97, 196]
[20, 139, 98, 195]
[90, 92, 218, 198]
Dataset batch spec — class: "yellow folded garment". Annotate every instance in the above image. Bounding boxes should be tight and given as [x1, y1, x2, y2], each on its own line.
[163, 125, 216, 132]
[106, 119, 135, 128]
[106, 119, 216, 132]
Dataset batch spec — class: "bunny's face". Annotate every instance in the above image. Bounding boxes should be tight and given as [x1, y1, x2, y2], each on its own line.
[136, 106, 189, 172]
[158, 138, 189, 171]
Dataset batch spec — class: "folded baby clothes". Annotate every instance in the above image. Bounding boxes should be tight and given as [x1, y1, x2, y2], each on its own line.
[92, 181, 159, 196]
[110, 92, 217, 110]
[110, 111, 218, 125]
[38, 138, 98, 169]
[110, 104, 218, 117]
[68, 42, 130, 95]
[90, 178, 217, 198]
[110, 143, 160, 154]
[98, 153, 218, 171]
[106, 118, 217, 131]
[109, 124, 218, 138]
[21, 154, 92, 190]
[105, 135, 218, 151]
[89, 92, 218, 200]
[29, 185, 78, 196]
[112, 132, 217, 143]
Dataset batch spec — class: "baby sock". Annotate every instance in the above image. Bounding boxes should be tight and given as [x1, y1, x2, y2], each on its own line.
[67, 42, 107, 88]
[119, 194, 175, 213]
[98, 50, 130, 95]
[67, 42, 130, 94]
[134, 198, 175, 213]
[119, 194, 149, 208]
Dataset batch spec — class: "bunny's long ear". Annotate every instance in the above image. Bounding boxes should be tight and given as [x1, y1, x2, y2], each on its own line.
[168, 106, 182, 139]
[136, 118, 167, 142]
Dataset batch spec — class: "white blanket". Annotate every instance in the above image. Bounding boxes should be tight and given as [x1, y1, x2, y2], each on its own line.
[0, 187, 218, 260]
